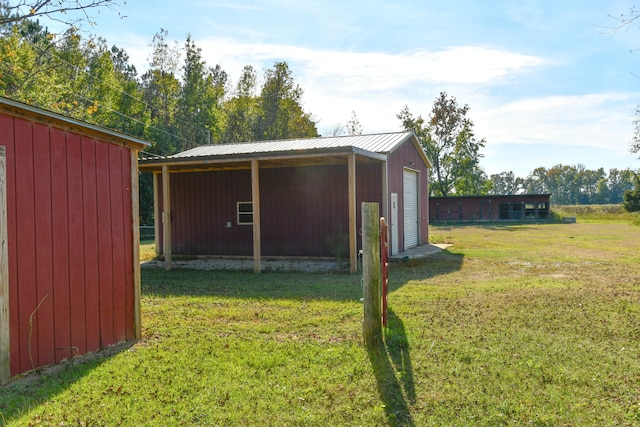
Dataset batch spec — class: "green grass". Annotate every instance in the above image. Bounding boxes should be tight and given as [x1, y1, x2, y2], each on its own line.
[2, 219, 640, 425]
[552, 204, 640, 224]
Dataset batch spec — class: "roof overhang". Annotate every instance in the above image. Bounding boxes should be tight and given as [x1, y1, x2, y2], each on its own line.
[138, 145, 388, 173]
[0, 96, 151, 151]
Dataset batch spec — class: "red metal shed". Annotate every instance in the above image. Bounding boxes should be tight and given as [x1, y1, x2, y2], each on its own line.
[429, 194, 551, 222]
[0, 97, 149, 384]
[138, 132, 432, 273]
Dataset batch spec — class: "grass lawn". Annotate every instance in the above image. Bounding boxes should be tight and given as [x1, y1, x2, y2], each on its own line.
[1, 217, 640, 425]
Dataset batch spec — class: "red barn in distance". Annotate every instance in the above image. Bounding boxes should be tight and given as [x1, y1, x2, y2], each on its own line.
[0, 97, 148, 384]
[429, 194, 552, 222]
[138, 132, 433, 273]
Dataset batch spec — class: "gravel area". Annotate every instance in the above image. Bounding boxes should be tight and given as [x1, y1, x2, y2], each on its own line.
[141, 257, 347, 273]
[141, 244, 448, 273]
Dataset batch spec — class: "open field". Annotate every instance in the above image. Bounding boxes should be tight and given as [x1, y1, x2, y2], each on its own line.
[1, 218, 640, 426]
[552, 204, 640, 225]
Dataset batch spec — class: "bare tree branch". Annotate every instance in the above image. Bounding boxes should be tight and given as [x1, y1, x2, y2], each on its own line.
[602, 6, 640, 35]
[0, 0, 124, 28]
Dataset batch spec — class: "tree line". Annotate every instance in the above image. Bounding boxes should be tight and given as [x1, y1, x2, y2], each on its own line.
[0, 13, 638, 221]
[489, 166, 636, 205]
[0, 19, 321, 223]
[398, 91, 639, 207]
[0, 24, 319, 152]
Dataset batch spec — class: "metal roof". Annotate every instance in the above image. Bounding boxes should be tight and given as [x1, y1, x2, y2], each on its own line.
[138, 131, 433, 171]
[166, 131, 416, 159]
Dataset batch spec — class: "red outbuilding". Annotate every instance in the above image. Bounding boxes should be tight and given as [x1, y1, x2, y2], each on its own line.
[429, 194, 552, 222]
[0, 97, 149, 384]
[138, 132, 432, 273]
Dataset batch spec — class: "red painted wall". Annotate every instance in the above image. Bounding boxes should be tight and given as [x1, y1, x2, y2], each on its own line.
[430, 195, 551, 221]
[387, 141, 430, 251]
[166, 169, 253, 255]
[1, 114, 136, 376]
[158, 162, 383, 257]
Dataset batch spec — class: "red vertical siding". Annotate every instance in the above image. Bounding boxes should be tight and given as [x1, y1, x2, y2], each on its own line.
[387, 141, 430, 251]
[33, 123, 55, 368]
[164, 169, 253, 256]
[162, 161, 385, 258]
[82, 137, 101, 352]
[66, 133, 87, 356]
[95, 141, 114, 347]
[109, 144, 126, 343]
[429, 195, 550, 222]
[50, 127, 72, 363]
[14, 119, 37, 374]
[356, 162, 383, 250]
[5, 111, 137, 377]
[261, 165, 351, 257]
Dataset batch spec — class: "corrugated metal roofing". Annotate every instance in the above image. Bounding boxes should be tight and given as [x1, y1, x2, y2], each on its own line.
[168, 132, 415, 159]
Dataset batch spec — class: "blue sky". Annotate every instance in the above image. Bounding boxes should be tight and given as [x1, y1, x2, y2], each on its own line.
[60, 0, 640, 176]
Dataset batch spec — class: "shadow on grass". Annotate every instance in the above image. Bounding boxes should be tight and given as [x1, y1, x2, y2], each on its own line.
[0, 252, 461, 423]
[0, 341, 134, 424]
[388, 250, 464, 292]
[368, 307, 416, 426]
[141, 250, 464, 302]
[141, 267, 365, 301]
[481, 225, 543, 231]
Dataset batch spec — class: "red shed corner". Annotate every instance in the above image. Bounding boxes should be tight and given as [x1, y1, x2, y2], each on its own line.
[429, 194, 552, 222]
[138, 132, 432, 274]
[0, 97, 150, 384]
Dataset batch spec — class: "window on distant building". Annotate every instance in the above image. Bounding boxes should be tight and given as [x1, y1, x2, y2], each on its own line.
[499, 203, 510, 220]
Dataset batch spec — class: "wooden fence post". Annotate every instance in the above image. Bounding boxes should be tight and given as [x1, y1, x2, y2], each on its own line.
[251, 159, 261, 273]
[162, 165, 172, 270]
[0, 145, 10, 385]
[362, 202, 382, 348]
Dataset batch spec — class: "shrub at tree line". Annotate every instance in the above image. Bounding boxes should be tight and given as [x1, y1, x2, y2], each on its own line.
[623, 174, 640, 212]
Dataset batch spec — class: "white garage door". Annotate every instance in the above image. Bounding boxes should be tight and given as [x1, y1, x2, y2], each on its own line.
[403, 169, 418, 249]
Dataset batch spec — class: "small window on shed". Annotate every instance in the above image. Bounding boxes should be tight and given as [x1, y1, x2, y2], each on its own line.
[237, 202, 253, 225]
[524, 203, 536, 219]
[538, 202, 549, 219]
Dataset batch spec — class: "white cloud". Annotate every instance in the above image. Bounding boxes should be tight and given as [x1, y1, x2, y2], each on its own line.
[474, 93, 637, 152]
[101, 33, 638, 174]
[192, 38, 546, 132]
[197, 39, 544, 90]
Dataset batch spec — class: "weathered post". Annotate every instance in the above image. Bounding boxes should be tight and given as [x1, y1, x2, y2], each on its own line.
[362, 202, 382, 348]
[0, 145, 9, 385]
[162, 165, 172, 270]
